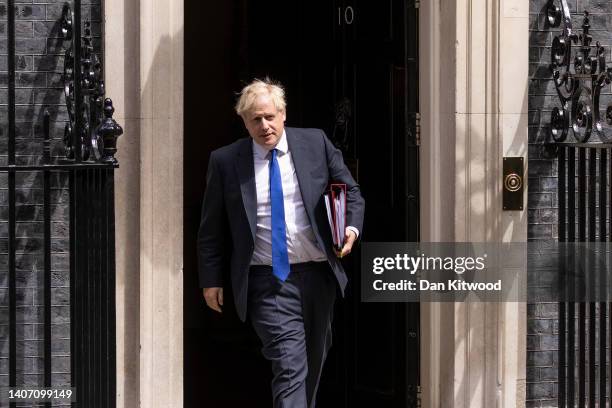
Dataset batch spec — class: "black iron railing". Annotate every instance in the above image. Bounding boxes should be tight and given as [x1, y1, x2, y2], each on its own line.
[545, 1, 612, 405]
[557, 144, 612, 407]
[4, 0, 121, 406]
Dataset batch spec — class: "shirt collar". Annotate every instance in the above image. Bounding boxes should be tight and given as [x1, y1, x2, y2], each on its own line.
[252, 129, 288, 159]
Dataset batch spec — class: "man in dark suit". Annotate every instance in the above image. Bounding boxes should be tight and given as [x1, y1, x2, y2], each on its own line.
[198, 78, 365, 407]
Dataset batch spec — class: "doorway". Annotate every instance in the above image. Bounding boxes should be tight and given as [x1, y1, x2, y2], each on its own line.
[184, 1, 420, 406]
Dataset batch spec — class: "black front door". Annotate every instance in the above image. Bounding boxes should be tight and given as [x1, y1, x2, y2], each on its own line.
[184, 1, 420, 406]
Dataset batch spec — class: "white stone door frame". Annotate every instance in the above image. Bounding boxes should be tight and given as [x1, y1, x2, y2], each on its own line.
[106, 0, 528, 405]
[419, 0, 528, 406]
[106, 0, 184, 406]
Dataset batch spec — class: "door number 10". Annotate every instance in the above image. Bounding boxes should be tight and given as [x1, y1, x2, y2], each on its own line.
[338, 6, 355, 25]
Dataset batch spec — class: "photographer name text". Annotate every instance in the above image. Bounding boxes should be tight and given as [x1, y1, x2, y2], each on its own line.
[372, 279, 502, 291]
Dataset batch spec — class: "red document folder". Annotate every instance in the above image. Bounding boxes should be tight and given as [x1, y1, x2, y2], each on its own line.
[324, 184, 347, 251]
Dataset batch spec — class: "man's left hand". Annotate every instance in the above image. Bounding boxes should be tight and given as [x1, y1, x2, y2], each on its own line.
[336, 228, 357, 258]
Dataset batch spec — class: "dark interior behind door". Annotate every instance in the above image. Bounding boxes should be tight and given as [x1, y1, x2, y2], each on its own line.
[184, 1, 420, 406]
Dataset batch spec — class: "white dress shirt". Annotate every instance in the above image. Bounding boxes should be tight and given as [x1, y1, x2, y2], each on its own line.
[250, 131, 329, 265]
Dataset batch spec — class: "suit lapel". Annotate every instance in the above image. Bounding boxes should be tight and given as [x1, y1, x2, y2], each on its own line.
[286, 129, 315, 222]
[236, 139, 257, 241]
[287, 129, 330, 255]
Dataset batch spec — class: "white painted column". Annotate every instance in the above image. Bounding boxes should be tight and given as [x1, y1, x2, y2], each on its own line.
[420, 0, 527, 406]
[499, 1, 529, 405]
[105, 0, 184, 406]
[419, 0, 457, 405]
[138, 0, 184, 406]
[104, 0, 142, 406]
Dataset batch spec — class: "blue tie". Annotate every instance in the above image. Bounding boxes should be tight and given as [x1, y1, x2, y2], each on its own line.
[270, 149, 290, 281]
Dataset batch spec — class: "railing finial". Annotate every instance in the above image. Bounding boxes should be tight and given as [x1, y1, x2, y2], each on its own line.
[92, 99, 123, 164]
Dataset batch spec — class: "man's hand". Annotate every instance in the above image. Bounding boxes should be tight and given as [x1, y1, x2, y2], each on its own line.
[335, 228, 357, 258]
[203, 287, 224, 313]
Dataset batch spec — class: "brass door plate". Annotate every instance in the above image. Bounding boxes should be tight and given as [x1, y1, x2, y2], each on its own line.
[503, 157, 524, 211]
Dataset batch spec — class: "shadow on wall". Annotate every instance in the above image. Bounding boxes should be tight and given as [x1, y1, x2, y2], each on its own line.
[112, 0, 141, 405]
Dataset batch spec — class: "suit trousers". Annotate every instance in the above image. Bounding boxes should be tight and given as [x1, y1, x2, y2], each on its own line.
[247, 261, 337, 408]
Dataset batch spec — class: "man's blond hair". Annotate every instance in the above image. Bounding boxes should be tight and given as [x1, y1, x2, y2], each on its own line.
[235, 78, 286, 116]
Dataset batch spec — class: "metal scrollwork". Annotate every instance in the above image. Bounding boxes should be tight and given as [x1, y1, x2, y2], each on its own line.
[547, 1, 612, 143]
[61, 5, 120, 162]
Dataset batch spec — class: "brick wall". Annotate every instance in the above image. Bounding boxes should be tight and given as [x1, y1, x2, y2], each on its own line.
[528, 0, 612, 406]
[0, 1, 101, 404]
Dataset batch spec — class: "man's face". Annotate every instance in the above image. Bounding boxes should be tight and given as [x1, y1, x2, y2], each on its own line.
[242, 94, 286, 149]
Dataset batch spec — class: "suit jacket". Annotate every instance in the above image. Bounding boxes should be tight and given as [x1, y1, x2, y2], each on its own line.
[197, 127, 365, 322]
